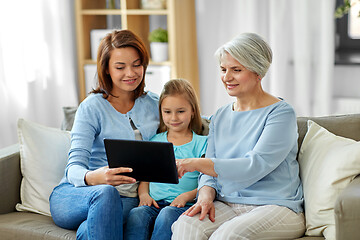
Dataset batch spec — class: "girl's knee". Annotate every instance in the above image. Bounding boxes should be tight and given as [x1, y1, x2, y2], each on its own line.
[127, 207, 147, 226]
[128, 205, 155, 223]
[129, 206, 148, 217]
[158, 206, 178, 218]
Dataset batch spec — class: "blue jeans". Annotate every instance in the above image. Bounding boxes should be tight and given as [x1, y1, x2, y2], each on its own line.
[124, 200, 190, 240]
[49, 183, 139, 240]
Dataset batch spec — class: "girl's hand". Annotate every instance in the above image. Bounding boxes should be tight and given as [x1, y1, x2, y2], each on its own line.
[139, 193, 159, 208]
[170, 189, 197, 208]
[170, 194, 188, 208]
[182, 186, 216, 222]
[85, 166, 136, 186]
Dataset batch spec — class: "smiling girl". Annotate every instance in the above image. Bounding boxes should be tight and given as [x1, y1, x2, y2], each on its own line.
[125, 79, 207, 240]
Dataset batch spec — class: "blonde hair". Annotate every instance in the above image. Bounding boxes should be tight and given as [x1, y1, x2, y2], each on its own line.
[215, 32, 272, 78]
[158, 79, 202, 134]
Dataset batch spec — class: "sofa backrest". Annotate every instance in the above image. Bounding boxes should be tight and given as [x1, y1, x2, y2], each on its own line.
[0, 144, 21, 214]
[63, 106, 359, 156]
[297, 114, 360, 151]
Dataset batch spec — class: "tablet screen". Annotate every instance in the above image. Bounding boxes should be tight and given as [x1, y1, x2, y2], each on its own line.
[104, 139, 179, 184]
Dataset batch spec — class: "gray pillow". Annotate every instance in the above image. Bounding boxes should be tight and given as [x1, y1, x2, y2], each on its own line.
[61, 106, 77, 131]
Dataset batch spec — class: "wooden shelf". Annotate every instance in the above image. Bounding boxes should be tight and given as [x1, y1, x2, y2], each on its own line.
[125, 9, 169, 15]
[75, 0, 199, 102]
[81, 9, 123, 15]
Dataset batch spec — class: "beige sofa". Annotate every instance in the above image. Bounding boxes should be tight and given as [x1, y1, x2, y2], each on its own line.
[1, 114, 360, 240]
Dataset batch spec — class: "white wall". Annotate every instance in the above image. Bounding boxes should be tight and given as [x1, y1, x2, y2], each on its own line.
[332, 65, 360, 115]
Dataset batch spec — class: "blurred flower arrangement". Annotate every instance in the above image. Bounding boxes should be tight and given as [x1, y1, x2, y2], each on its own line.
[335, 0, 360, 18]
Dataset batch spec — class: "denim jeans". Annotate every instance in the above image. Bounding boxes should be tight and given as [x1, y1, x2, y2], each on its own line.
[49, 183, 139, 240]
[124, 200, 190, 240]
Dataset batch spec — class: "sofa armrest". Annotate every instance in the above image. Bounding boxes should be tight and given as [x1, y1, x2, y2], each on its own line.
[335, 175, 360, 240]
[0, 144, 21, 214]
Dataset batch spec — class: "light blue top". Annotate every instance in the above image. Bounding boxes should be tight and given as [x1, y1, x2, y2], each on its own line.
[60, 92, 160, 187]
[149, 131, 207, 205]
[199, 100, 303, 213]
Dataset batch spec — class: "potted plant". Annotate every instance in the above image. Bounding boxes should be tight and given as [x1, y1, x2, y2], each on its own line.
[335, 0, 360, 18]
[148, 27, 168, 62]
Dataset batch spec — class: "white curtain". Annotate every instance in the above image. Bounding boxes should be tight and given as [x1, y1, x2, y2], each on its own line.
[196, 0, 335, 117]
[0, 0, 78, 149]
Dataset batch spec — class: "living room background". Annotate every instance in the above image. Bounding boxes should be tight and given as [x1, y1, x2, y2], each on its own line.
[0, 0, 359, 149]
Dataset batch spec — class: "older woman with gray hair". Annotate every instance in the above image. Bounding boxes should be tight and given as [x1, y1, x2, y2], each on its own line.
[173, 33, 305, 239]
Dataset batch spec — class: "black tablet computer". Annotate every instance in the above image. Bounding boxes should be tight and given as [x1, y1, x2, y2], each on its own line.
[104, 139, 179, 184]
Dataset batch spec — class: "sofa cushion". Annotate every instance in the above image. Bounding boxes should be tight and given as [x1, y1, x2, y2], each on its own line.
[298, 120, 360, 239]
[0, 212, 76, 240]
[61, 106, 77, 131]
[16, 119, 70, 216]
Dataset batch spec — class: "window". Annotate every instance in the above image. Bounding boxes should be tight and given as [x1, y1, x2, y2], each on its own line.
[335, 0, 360, 64]
[349, 1, 360, 39]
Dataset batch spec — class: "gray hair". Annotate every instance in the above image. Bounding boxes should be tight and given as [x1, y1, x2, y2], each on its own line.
[215, 32, 272, 78]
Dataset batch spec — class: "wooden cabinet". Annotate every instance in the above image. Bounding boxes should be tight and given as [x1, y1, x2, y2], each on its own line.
[75, 0, 199, 102]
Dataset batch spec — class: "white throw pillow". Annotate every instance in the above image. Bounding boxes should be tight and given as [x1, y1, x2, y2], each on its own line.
[298, 120, 360, 240]
[16, 118, 70, 216]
